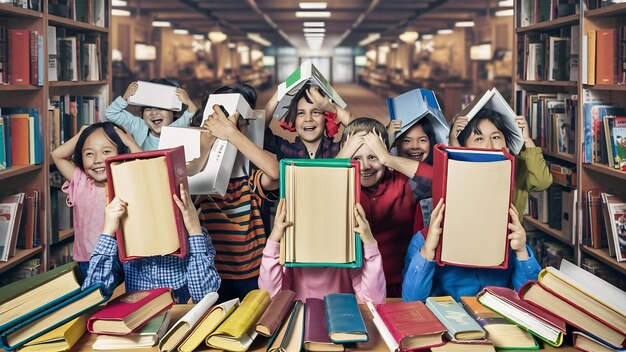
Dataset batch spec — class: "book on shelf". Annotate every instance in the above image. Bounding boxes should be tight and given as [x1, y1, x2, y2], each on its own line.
[560, 187, 577, 245]
[158, 291, 218, 352]
[0, 258, 40, 286]
[583, 103, 625, 164]
[432, 145, 514, 268]
[267, 300, 305, 352]
[596, 29, 617, 85]
[2, 107, 43, 166]
[128, 81, 182, 112]
[476, 286, 566, 347]
[255, 290, 296, 337]
[105, 147, 189, 261]
[16, 188, 39, 251]
[206, 289, 270, 351]
[324, 293, 368, 343]
[604, 116, 626, 170]
[87, 288, 175, 336]
[600, 193, 626, 261]
[584, 187, 606, 248]
[279, 158, 362, 268]
[8, 29, 29, 85]
[304, 298, 344, 352]
[0, 114, 8, 170]
[175, 298, 239, 352]
[92, 311, 172, 350]
[18, 314, 86, 352]
[273, 59, 346, 121]
[460, 296, 538, 350]
[425, 296, 485, 341]
[587, 30, 597, 85]
[0, 192, 24, 262]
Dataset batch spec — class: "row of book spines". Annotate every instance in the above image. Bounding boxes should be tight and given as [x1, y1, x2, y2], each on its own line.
[49, 0, 107, 27]
[527, 185, 575, 230]
[0, 108, 44, 169]
[0, 27, 44, 86]
[585, 27, 626, 86]
[518, 0, 578, 27]
[49, 95, 100, 148]
[581, 103, 626, 165]
[517, 26, 578, 82]
[49, 26, 105, 82]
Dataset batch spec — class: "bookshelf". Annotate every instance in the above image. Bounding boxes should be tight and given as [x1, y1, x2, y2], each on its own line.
[0, 0, 112, 286]
[514, 0, 626, 281]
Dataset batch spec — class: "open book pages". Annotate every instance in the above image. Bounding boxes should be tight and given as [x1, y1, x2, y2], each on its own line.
[127, 81, 182, 111]
[387, 88, 450, 145]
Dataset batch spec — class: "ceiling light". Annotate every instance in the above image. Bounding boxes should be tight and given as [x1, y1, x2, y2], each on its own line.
[437, 29, 453, 35]
[422, 34, 434, 40]
[299, 2, 327, 9]
[358, 33, 380, 46]
[228, 43, 236, 49]
[152, 21, 170, 27]
[495, 9, 514, 16]
[208, 31, 228, 43]
[306, 38, 324, 42]
[295, 11, 331, 18]
[112, 9, 130, 16]
[303, 22, 325, 27]
[498, 0, 514, 6]
[390, 43, 399, 49]
[247, 33, 271, 46]
[111, 0, 127, 6]
[399, 31, 419, 43]
[173, 29, 189, 35]
[304, 33, 325, 38]
[455, 21, 475, 27]
[303, 28, 325, 33]
[193, 34, 205, 40]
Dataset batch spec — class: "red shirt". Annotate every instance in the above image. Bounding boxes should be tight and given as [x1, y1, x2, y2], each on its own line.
[360, 164, 433, 289]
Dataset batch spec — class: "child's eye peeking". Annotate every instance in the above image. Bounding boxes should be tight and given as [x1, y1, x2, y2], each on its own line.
[419, 138, 429, 143]
[368, 155, 378, 161]
[402, 139, 411, 144]
[493, 135, 502, 140]
[474, 137, 484, 143]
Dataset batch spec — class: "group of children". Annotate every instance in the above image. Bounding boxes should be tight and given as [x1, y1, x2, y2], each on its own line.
[52, 77, 552, 307]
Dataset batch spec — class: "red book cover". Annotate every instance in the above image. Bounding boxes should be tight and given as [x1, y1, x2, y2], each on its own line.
[8, 29, 30, 85]
[9, 115, 30, 166]
[432, 144, 515, 269]
[16, 189, 37, 250]
[375, 301, 446, 351]
[105, 146, 189, 262]
[519, 281, 626, 348]
[596, 29, 616, 85]
[304, 298, 334, 347]
[87, 288, 174, 335]
[29, 30, 38, 86]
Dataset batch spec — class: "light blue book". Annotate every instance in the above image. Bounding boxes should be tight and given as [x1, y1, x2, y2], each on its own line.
[426, 296, 486, 341]
[387, 88, 450, 145]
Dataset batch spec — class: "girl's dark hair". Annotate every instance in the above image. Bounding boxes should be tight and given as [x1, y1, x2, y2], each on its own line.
[397, 118, 436, 165]
[72, 122, 130, 171]
[190, 83, 257, 127]
[283, 84, 328, 132]
[457, 108, 516, 149]
[140, 77, 182, 120]
[340, 117, 389, 149]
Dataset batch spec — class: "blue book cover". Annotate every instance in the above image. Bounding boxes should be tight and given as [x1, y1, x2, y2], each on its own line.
[426, 296, 486, 341]
[0, 118, 6, 170]
[3, 107, 43, 164]
[323, 293, 368, 343]
[2, 115, 11, 168]
[387, 88, 450, 145]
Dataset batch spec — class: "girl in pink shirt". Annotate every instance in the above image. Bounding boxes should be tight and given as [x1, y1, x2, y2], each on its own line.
[51, 122, 140, 279]
[258, 199, 386, 303]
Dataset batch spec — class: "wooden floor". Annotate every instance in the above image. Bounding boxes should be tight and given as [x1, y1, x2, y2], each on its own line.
[257, 83, 390, 143]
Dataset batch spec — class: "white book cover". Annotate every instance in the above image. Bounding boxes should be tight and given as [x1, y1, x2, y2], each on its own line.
[47, 26, 56, 56]
[273, 59, 346, 120]
[159, 292, 218, 352]
[128, 81, 182, 111]
[387, 88, 450, 145]
[366, 302, 398, 352]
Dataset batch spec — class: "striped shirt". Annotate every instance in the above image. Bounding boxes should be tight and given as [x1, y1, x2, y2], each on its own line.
[195, 169, 274, 280]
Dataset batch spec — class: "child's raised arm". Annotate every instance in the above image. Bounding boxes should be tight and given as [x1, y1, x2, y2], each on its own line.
[114, 126, 142, 153]
[259, 199, 294, 298]
[307, 87, 351, 126]
[51, 127, 87, 181]
[363, 131, 420, 178]
[386, 120, 402, 149]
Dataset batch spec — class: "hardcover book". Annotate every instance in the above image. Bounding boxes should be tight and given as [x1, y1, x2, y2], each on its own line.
[304, 298, 344, 352]
[8, 29, 30, 85]
[425, 296, 485, 341]
[105, 147, 189, 261]
[573, 331, 618, 352]
[432, 145, 515, 268]
[279, 158, 362, 268]
[127, 81, 182, 111]
[267, 300, 305, 352]
[177, 298, 239, 352]
[87, 288, 174, 336]
[386, 88, 450, 144]
[596, 29, 616, 85]
[324, 293, 368, 343]
[92, 311, 171, 350]
[18, 314, 86, 352]
[255, 290, 296, 337]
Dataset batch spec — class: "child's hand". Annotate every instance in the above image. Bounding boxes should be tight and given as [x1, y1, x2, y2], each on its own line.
[449, 116, 468, 146]
[173, 183, 202, 236]
[387, 120, 402, 136]
[103, 197, 127, 236]
[421, 198, 445, 260]
[176, 88, 198, 113]
[114, 126, 141, 152]
[337, 131, 367, 158]
[202, 104, 239, 141]
[306, 86, 336, 113]
[508, 205, 529, 259]
[122, 82, 139, 101]
[268, 199, 293, 242]
[353, 203, 375, 244]
[364, 130, 389, 165]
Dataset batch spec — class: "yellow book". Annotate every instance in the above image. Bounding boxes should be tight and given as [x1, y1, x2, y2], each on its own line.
[18, 315, 86, 352]
[206, 290, 271, 352]
[175, 298, 239, 352]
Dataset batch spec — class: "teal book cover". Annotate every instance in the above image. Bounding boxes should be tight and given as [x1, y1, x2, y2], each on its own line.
[324, 293, 368, 343]
[426, 296, 486, 341]
[279, 158, 362, 268]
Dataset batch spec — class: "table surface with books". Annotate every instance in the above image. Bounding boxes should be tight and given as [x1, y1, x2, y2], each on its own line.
[72, 302, 579, 352]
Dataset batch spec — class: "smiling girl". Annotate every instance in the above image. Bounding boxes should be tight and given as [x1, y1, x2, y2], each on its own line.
[51, 122, 141, 279]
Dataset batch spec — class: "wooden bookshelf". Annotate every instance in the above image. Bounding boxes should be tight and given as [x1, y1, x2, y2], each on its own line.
[542, 150, 576, 164]
[0, 3, 42, 18]
[516, 80, 578, 87]
[585, 2, 626, 17]
[0, 247, 43, 274]
[49, 80, 109, 87]
[0, 165, 42, 181]
[581, 245, 626, 275]
[524, 215, 573, 247]
[52, 229, 75, 246]
[583, 163, 626, 181]
[0, 85, 41, 91]
[583, 84, 626, 91]
[47, 14, 110, 33]
[516, 14, 579, 33]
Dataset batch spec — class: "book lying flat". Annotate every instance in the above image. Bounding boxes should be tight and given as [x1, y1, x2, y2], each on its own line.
[267, 300, 305, 352]
[280, 158, 362, 268]
[87, 288, 174, 336]
[431, 341, 496, 352]
[452, 87, 524, 154]
[324, 293, 368, 343]
[304, 299, 344, 352]
[255, 290, 296, 337]
[366, 302, 397, 352]
[573, 331, 622, 352]
[158, 292, 219, 352]
[177, 298, 239, 352]
[105, 147, 189, 261]
[476, 286, 566, 347]
[425, 296, 485, 341]
[432, 145, 515, 268]
[206, 290, 270, 351]
[387, 88, 450, 144]
[18, 314, 86, 352]
[127, 80, 182, 111]
[92, 311, 171, 350]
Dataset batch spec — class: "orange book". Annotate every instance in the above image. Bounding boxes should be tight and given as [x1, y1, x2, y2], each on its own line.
[9, 114, 30, 166]
[596, 29, 616, 85]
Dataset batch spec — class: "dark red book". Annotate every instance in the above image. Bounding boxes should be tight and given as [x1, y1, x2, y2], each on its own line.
[105, 146, 189, 262]
[596, 28, 616, 85]
[375, 301, 446, 351]
[17, 189, 38, 250]
[303, 298, 343, 351]
[29, 30, 38, 86]
[8, 29, 30, 85]
[87, 288, 174, 335]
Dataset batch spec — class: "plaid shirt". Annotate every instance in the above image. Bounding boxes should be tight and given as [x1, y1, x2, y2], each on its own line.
[82, 229, 221, 303]
[264, 129, 340, 159]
